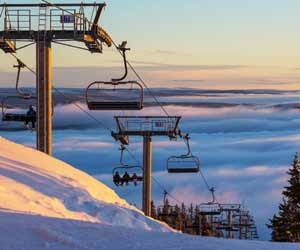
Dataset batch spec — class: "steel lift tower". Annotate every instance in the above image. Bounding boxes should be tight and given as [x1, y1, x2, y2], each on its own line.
[0, 2, 112, 155]
[112, 116, 181, 216]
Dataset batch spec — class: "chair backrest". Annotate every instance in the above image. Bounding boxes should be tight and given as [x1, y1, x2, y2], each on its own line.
[167, 155, 200, 173]
[86, 81, 144, 110]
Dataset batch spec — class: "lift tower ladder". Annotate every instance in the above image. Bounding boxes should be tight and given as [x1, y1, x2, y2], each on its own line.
[0, 2, 112, 155]
[112, 116, 181, 216]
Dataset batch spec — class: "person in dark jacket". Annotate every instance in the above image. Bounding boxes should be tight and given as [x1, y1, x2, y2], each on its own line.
[113, 171, 121, 186]
[122, 171, 130, 185]
[25, 105, 36, 129]
[132, 173, 138, 186]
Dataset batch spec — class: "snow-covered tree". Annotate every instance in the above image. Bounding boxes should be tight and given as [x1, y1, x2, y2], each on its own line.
[268, 153, 300, 242]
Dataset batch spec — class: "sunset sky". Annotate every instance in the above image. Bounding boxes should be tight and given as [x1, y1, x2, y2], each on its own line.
[0, 0, 300, 89]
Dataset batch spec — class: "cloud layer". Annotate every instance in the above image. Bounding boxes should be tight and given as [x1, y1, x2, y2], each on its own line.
[2, 89, 300, 240]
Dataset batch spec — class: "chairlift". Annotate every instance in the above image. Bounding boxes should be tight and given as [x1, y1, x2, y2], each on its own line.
[220, 204, 241, 213]
[199, 203, 222, 216]
[112, 145, 143, 186]
[167, 133, 200, 173]
[199, 188, 221, 216]
[86, 41, 144, 110]
[1, 59, 36, 125]
[1, 96, 36, 130]
[157, 191, 178, 217]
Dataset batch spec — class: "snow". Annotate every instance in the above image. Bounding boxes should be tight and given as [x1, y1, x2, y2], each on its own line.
[0, 136, 299, 249]
[0, 136, 170, 231]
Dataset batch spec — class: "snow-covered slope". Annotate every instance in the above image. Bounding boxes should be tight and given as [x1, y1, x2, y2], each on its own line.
[0, 137, 170, 232]
[0, 136, 299, 250]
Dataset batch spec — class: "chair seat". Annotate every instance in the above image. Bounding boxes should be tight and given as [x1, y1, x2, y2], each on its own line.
[2, 113, 27, 122]
[88, 101, 142, 110]
[168, 167, 199, 173]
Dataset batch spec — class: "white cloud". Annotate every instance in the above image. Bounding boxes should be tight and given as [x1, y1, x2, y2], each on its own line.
[215, 166, 287, 177]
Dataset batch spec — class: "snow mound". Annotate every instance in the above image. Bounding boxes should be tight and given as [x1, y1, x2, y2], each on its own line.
[0, 137, 171, 232]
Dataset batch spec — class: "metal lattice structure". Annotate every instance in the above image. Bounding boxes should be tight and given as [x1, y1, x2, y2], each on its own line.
[0, 3, 112, 52]
[113, 116, 180, 137]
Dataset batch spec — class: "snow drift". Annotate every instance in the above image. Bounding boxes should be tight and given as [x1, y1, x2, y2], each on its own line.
[0, 136, 170, 232]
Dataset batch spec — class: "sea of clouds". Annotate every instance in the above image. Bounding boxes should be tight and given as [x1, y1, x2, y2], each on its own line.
[1, 88, 300, 240]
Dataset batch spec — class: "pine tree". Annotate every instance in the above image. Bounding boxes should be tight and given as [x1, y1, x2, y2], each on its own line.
[268, 153, 300, 242]
[174, 204, 183, 231]
[151, 200, 157, 219]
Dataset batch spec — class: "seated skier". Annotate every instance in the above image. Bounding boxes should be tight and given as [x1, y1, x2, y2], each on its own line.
[113, 171, 121, 186]
[25, 105, 36, 129]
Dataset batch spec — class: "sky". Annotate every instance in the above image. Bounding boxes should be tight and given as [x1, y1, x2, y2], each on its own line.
[1, 0, 300, 89]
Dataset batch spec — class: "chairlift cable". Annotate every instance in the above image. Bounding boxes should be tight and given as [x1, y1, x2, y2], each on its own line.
[52, 41, 90, 51]
[199, 168, 220, 203]
[126, 60, 170, 116]
[152, 176, 183, 204]
[0, 4, 4, 19]
[111, 38, 170, 117]
[199, 168, 211, 192]
[16, 42, 36, 51]
[10, 54, 35, 74]
[52, 86, 113, 132]
[166, 192, 183, 205]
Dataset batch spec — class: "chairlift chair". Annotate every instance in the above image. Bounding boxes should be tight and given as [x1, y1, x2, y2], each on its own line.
[86, 80, 143, 110]
[1, 97, 36, 123]
[199, 203, 222, 216]
[157, 191, 178, 217]
[199, 187, 221, 216]
[167, 134, 200, 173]
[1, 58, 35, 124]
[220, 204, 241, 213]
[112, 145, 143, 186]
[112, 165, 143, 186]
[86, 41, 144, 110]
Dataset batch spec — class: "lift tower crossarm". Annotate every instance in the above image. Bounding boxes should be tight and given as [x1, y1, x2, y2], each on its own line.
[0, 2, 112, 49]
